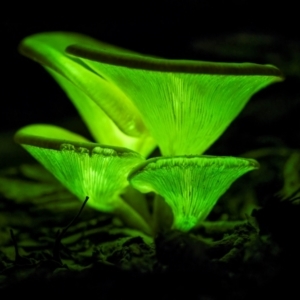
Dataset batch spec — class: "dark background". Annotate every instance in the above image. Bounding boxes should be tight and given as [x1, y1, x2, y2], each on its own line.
[2, 5, 300, 295]
[1, 2, 300, 166]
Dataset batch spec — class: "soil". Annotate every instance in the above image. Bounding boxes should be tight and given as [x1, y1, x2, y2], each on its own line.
[1, 150, 300, 298]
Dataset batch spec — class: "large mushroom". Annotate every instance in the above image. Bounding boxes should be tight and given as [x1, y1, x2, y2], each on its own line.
[66, 43, 284, 156]
[14, 124, 152, 234]
[129, 155, 259, 232]
[19, 32, 156, 157]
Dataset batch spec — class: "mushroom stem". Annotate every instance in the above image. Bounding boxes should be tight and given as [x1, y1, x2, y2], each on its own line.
[121, 185, 152, 227]
[152, 194, 173, 235]
[114, 198, 153, 236]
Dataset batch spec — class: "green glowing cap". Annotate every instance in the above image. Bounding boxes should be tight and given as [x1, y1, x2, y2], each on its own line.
[67, 44, 284, 155]
[128, 155, 259, 231]
[19, 32, 156, 157]
[14, 124, 145, 213]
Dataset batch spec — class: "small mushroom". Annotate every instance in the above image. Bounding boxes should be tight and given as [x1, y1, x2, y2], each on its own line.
[67, 43, 284, 155]
[14, 124, 152, 234]
[19, 32, 156, 157]
[128, 155, 259, 232]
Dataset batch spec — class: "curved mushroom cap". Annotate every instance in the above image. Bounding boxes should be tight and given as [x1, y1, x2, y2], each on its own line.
[14, 124, 145, 212]
[67, 44, 284, 156]
[19, 32, 156, 157]
[129, 155, 259, 231]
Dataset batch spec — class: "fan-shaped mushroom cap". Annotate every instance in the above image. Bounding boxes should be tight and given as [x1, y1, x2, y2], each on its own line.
[67, 44, 284, 155]
[129, 155, 259, 231]
[14, 124, 145, 212]
[19, 32, 156, 157]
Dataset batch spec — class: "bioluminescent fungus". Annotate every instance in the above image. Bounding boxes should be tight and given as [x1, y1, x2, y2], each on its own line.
[19, 32, 156, 157]
[14, 124, 152, 234]
[66, 44, 284, 155]
[129, 155, 259, 231]
[16, 32, 285, 235]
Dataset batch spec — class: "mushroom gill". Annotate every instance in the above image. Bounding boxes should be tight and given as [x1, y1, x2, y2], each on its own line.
[129, 155, 259, 231]
[14, 124, 152, 234]
[67, 44, 284, 156]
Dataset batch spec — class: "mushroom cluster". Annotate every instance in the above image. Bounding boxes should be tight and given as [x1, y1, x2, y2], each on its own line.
[15, 32, 284, 235]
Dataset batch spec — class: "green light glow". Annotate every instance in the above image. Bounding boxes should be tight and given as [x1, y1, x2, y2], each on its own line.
[67, 44, 284, 156]
[15, 124, 90, 143]
[19, 32, 156, 157]
[129, 156, 259, 231]
[14, 125, 144, 212]
[17, 32, 285, 234]
[47, 69, 156, 156]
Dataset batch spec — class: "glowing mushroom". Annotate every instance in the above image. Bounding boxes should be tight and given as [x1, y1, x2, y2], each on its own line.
[14, 124, 152, 234]
[128, 155, 259, 232]
[19, 32, 156, 157]
[66, 43, 284, 155]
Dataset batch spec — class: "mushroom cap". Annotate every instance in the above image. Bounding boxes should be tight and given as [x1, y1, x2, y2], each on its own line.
[67, 44, 283, 75]
[67, 44, 284, 156]
[14, 124, 145, 212]
[19, 32, 156, 157]
[128, 155, 259, 231]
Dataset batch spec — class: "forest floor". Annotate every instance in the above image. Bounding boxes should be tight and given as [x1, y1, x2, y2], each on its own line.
[0, 156, 299, 299]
